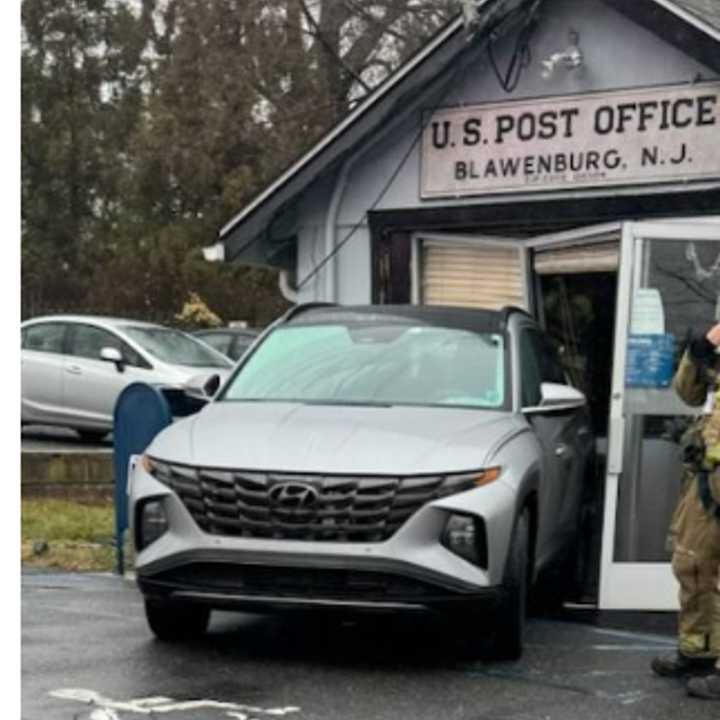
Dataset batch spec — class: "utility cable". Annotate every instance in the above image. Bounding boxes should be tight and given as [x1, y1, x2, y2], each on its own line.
[296, 46, 472, 291]
[487, 0, 540, 93]
[296, 113, 427, 291]
[294, 1, 536, 292]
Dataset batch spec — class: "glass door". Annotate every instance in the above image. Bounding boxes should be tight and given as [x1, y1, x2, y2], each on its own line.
[600, 219, 720, 610]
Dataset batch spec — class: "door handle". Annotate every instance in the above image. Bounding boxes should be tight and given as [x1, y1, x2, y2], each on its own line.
[65, 365, 82, 375]
[555, 444, 569, 457]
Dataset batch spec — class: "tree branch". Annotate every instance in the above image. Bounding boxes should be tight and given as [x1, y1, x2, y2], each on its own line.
[297, 0, 371, 95]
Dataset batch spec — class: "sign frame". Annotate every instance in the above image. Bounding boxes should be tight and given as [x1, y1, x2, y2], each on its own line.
[420, 81, 720, 200]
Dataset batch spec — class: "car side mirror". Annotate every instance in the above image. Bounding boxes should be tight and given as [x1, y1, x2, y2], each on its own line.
[522, 382, 586, 414]
[99, 346, 125, 373]
[184, 373, 222, 403]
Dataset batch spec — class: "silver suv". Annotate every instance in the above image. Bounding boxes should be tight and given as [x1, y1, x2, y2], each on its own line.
[129, 305, 593, 659]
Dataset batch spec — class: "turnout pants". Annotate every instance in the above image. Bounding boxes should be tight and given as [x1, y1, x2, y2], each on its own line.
[670, 469, 720, 661]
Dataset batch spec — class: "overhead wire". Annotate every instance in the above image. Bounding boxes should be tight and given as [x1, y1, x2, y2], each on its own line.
[487, 0, 540, 93]
[294, 0, 541, 292]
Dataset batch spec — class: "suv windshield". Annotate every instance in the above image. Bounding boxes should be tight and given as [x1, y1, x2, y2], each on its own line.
[222, 322, 507, 409]
[123, 326, 231, 368]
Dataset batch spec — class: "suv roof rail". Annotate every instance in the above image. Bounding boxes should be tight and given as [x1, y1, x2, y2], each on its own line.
[500, 305, 534, 324]
[280, 302, 338, 324]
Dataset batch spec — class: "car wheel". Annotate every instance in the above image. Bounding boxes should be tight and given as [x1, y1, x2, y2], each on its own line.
[77, 429, 108, 443]
[491, 510, 530, 661]
[144, 600, 210, 642]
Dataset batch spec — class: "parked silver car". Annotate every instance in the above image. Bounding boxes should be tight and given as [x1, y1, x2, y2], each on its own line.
[192, 327, 259, 362]
[129, 305, 593, 658]
[21, 315, 233, 441]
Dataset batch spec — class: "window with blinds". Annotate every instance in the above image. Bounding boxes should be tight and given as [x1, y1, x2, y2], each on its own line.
[421, 240, 527, 310]
[533, 240, 619, 275]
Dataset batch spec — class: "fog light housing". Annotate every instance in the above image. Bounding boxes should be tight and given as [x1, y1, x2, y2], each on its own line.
[441, 513, 487, 568]
[136, 499, 168, 550]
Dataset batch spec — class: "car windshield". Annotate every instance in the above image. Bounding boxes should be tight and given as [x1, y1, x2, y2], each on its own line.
[123, 326, 231, 368]
[221, 322, 507, 409]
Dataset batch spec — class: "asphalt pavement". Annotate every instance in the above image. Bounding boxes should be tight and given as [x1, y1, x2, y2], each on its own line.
[21, 570, 719, 720]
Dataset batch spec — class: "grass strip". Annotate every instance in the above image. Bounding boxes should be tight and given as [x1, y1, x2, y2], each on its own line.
[21, 499, 115, 572]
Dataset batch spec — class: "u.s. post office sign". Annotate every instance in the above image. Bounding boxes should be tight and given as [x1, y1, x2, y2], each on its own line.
[420, 82, 720, 198]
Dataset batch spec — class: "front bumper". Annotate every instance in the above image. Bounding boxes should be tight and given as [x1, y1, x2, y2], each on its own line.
[138, 560, 504, 614]
[129, 459, 517, 613]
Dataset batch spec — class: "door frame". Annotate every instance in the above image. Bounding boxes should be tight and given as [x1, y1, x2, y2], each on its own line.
[598, 218, 720, 609]
[409, 218, 720, 610]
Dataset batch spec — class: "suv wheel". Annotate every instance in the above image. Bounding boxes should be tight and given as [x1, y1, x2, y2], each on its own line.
[144, 600, 210, 642]
[491, 510, 530, 661]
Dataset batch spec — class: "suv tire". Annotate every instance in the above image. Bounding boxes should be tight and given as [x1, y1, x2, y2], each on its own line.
[144, 600, 210, 642]
[491, 510, 530, 661]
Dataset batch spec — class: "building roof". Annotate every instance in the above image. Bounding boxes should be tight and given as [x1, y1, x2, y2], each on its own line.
[212, 0, 516, 264]
[213, 0, 720, 267]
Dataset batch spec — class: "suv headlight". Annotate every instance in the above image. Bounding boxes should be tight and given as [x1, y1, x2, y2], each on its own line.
[441, 513, 488, 568]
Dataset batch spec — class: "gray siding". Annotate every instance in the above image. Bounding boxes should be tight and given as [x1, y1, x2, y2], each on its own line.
[295, 0, 715, 303]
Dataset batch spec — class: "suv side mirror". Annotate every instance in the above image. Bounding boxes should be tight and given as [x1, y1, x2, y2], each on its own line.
[184, 373, 222, 403]
[99, 346, 125, 373]
[523, 382, 586, 414]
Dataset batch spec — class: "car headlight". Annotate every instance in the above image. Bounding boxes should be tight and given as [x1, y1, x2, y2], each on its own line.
[438, 466, 502, 494]
[135, 499, 169, 551]
[441, 513, 488, 568]
[467, 466, 502, 488]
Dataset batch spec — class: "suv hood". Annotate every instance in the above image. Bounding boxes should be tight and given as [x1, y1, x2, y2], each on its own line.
[148, 401, 525, 475]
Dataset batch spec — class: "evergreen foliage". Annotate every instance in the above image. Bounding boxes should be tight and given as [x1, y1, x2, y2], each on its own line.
[21, 0, 456, 327]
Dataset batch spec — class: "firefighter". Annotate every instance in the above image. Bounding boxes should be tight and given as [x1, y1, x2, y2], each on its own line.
[651, 324, 720, 701]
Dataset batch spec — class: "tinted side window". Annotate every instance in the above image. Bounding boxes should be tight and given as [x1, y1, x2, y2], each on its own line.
[230, 338, 253, 361]
[197, 333, 232, 356]
[122, 343, 150, 369]
[531, 331, 567, 385]
[70, 325, 149, 368]
[70, 325, 123, 360]
[23, 323, 67, 354]
[519, 330, 542, 407]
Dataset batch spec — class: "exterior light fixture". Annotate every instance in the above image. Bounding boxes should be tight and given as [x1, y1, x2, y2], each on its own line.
[202, 242, 225, 262]
[541, 29, 583, 79]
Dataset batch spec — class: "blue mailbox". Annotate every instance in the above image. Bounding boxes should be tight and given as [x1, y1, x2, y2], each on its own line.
[112, 383, 173, 575]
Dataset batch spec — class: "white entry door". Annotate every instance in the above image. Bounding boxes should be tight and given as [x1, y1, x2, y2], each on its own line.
[412, 219, 720, 611]
[598, 219, 720, 609]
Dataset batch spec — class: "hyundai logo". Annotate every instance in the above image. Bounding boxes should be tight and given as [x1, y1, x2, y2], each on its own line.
[269, 482, 320, 511]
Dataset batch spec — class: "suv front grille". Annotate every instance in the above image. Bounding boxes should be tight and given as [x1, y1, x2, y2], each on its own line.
[149, 461, 476, 542]
[149, 563, 441, 600]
